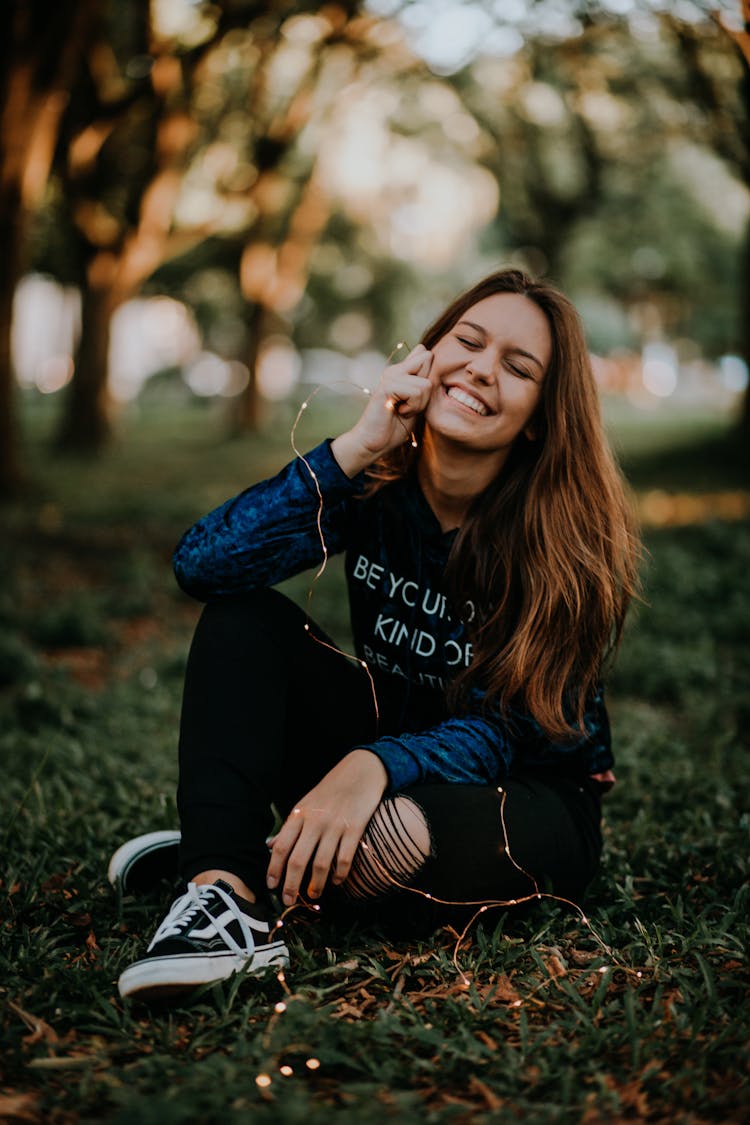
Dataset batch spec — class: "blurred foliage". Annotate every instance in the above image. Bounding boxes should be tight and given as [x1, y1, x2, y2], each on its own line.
[458, 13, 748, 356]
[1, 0, 748, 479]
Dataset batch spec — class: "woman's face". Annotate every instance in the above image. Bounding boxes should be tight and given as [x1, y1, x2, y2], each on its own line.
[424, 292, 551, 456]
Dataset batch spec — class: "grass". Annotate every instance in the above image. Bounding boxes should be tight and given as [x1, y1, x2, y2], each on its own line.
[1, 393, 749, 1123]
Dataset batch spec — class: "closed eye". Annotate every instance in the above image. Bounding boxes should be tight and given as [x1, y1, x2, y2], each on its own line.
[456, 335, 481, 349]
[507, 362, 534, 379]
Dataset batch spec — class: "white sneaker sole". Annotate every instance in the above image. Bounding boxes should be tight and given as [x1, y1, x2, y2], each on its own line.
[108, 830, 182, 888]
[118, 941, 290, 1000]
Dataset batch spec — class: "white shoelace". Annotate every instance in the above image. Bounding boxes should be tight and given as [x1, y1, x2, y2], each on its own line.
[147, 882, 256, 959]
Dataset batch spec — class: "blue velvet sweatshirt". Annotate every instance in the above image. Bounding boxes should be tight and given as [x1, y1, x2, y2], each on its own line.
[173, 440, 614, 793]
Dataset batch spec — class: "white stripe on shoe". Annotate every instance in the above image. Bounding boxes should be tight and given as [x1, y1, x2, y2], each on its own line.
[118, 881, 288, 1001]
[190, 910, 271, 940]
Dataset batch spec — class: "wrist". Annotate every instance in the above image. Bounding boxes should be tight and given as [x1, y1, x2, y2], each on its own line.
[331, 431, 380, 479]
[348, 748, 388, 792]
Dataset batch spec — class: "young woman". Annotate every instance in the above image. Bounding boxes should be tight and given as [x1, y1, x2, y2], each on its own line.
[112, 268, 638, 1001]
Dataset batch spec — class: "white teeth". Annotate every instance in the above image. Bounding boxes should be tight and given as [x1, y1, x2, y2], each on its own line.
[446, 387, 489, 416]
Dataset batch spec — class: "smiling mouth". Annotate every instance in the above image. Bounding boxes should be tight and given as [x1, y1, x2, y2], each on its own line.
[444, 386, 491, 416]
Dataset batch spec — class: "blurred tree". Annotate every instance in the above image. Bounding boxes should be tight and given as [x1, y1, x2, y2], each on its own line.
[51, 0, 239, 451]
[0, 0, 94, 495]
[49, 1, 414, 450]
[456, 10, 748, 380]
[661, 2, 750, 430]
[7, 0, 747, 480]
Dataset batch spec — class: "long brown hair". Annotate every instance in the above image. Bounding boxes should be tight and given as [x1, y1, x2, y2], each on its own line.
[369, 268, 640, 740]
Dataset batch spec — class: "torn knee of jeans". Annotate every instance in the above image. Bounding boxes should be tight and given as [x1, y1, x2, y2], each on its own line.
[343, 795, 433, 900]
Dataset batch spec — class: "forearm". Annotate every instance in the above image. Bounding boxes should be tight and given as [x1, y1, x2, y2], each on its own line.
[173, 442, 357, 599]
[361, 713, 516, 793]
[330, 432, 380, 479]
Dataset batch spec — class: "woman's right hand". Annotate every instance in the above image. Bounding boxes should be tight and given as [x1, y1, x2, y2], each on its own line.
[331, 345, 434, 478]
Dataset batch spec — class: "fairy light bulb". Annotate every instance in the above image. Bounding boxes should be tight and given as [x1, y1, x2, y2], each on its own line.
[274, 1001, 287, 1013]
[256, 1074, 272, 1088]
[280, 1065, 293, 1077]
[306, 1058, 321, 1071]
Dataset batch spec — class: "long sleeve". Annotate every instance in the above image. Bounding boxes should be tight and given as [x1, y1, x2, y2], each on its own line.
[173, 441, 361, 600]
[359, 687, 612, 793]
[359, 708, 516, 792]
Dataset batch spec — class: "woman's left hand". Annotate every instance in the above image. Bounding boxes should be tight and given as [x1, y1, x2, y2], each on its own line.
[266, 750, 388, 905]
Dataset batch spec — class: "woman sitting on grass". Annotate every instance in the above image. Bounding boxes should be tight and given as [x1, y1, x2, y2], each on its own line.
[111, 268, 639, 1002]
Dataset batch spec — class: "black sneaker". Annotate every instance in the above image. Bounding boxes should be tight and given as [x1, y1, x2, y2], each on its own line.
[108, 830, 181, 894]
[117, 880, 289, 1000]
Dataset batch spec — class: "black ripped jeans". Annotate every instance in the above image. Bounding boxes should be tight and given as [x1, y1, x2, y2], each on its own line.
[177, 589, 603, 935]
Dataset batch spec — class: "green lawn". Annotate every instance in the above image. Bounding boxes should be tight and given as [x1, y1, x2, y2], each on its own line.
[1, 395, 749, 1123]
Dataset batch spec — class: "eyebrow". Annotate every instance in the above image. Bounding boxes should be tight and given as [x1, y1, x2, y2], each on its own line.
[456, 320, 545, 371]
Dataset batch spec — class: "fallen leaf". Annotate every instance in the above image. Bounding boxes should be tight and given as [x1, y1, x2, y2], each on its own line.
[468, 1075, 504, 1111]
[0, 1091, 39, 1122]
[27, 1056, 101, 1070]
[64, 911, 92, 929]
[332, 1002, 364, 1020]
[606, 1074, 650, 1116]
[493, 974, 521, 1004]
[544, 953, 567, 980]
[8, 1002, 59, 1047]
[39, 872, 73, 893]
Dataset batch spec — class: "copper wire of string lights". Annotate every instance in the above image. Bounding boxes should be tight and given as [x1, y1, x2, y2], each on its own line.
[288, 342, 413, 730]
[250, 359, 634, 1089]
[289, 381, 380, 729]
[265, 344, 628, 1035]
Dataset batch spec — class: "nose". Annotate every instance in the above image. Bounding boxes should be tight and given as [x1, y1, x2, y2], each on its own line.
[466, 348, 497, 385]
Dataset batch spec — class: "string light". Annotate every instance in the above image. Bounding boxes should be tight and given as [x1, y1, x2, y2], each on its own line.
[276, 355, 636, 1001]
[290, 383, 381, 730]
[255, 1074, 272, 1089]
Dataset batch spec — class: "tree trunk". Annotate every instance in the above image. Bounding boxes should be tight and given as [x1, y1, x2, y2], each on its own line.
[0, 0, 93, 493]
[0, 185, 25, 497]
[739, 213, 750, 434]
[229, 301, 264, 434]
[54, 282, 116, 453]
[737, 3, 750, 433]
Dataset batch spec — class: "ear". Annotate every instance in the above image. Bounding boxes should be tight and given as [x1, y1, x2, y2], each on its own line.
[523, 422, 537, 441]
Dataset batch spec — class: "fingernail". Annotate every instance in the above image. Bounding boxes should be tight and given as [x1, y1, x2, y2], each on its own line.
[283, 892, 294, 905]
[267, 876, 277, 888]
